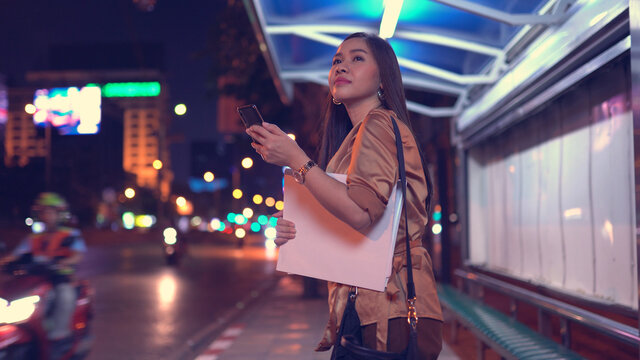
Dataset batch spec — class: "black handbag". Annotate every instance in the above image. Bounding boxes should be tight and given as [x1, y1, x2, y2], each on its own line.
[330, 116, 420, 360]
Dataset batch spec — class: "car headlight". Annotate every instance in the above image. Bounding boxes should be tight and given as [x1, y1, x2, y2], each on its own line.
[0, 296, 40, 324]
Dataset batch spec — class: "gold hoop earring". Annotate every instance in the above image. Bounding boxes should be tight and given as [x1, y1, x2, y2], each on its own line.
[332, 97, 342, 105]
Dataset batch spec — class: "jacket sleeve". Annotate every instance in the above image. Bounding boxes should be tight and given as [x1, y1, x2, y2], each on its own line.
[346, 110, 398, 224]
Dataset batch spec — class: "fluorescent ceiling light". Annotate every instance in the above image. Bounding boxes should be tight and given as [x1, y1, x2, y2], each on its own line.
[379, 0, 404, 39]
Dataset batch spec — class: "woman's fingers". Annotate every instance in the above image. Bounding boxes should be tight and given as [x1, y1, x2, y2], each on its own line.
[261, 121, 284, 134]
[273, 212, 295, 247]
[276, 224, 295, 237]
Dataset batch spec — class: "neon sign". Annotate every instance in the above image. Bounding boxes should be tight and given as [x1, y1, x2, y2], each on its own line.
[33, 86, 102, 135]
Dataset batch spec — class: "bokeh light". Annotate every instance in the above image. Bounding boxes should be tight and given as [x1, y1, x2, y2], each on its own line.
[210, 218, 221, 231]
[25, 104, 36, 114]
[203, 171, 214, 182]
[31, 222, 45, 234]
[232, 189, 243, 199]
[25, 217, 34, 226]
[163, 227, 177, 238]
[235, 228, 246, 238]
[250, 222, 261, 232]
[265, 197, 275, 207]
[124, 188, 135, 199]
[163, 227, 177, 244]
[257, 215, 268, 225]
[152, 160, 163, 170]
[235, 214, 247, 225]
[227, 213, 236, 223]
[176, 196, 187, 207]
[264, 227, 277, 239]
[242, 207, 254, 219]
[122, 212, 135, 230]
[432, 223, 442, 235]
[287, 133, 296, 141]
[275, 201, 284, 211]
[174, 103, 187, 115]
[241, 157, 253, 169]
[253, 194, 263, 204]
[265, 238, 277, 249]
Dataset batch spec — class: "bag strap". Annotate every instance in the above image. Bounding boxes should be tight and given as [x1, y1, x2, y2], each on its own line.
[390, 116, 418, 330]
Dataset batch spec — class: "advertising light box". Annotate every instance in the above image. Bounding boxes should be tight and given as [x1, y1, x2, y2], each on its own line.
[0, 82, 7, 126]
[33, 86, 101, 135]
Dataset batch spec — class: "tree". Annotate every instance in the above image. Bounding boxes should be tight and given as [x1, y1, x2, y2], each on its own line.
[206, 0, 290, 126]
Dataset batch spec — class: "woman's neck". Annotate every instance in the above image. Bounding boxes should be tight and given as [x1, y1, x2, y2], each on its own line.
[344, 97, 382, 127]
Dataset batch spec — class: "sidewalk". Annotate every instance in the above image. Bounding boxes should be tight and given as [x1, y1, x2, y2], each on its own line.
[195, 275, 460, 360]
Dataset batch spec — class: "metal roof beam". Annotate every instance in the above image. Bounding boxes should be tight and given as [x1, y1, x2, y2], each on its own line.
[401, 76, 465, 95]
[268, 25, 504, 57]
[407, 101, 458, 117]
[457, 0, 628, 131]
[397, 57, 497, 85]
[267, 25, 375, 35]
[394, 30, 503, 56]
[266, 25, 504, 85]
[282, 70, 466, 95]
[431, 0, 572, 26]
[282, 72, 461, 118]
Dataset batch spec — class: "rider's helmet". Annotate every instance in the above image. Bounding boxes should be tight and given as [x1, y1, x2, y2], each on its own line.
[32, 192, 70, 224]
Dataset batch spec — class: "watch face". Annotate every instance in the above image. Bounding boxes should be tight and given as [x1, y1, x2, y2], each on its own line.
[293, 171, 303, 183]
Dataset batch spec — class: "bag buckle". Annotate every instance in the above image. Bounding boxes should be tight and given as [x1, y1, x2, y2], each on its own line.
[407, 296, 418, 329]
[349, 287, 358, 301]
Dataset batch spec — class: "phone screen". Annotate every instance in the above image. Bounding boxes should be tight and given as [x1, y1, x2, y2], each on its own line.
[237, 104, 264, 128]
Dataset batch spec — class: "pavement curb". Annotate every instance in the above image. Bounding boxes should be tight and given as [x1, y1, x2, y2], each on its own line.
[170, 275, 283, 360]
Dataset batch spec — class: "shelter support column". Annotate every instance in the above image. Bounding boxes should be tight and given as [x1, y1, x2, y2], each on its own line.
[629, 2, 640, 356]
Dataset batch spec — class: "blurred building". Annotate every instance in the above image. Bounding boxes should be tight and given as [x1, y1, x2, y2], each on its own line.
[0, 70, 173, 224]
[123, 108, 162, 189]
[216, 76, 246, 135]
[4, 88, 46, 167]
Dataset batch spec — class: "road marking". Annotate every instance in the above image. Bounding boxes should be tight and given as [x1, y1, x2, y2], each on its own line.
[194, 324, 245, 360]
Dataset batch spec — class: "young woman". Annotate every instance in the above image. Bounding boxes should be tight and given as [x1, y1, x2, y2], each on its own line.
[246, 32, 443, 359]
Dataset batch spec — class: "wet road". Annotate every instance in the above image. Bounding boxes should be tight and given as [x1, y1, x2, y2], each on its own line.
[78, 232, 277, 360]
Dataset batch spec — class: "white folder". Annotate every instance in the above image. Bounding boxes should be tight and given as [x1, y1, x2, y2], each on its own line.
[277, 172, 403, 292]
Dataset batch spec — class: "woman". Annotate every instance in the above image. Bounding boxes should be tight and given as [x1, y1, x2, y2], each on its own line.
[246, 32, 443, 359]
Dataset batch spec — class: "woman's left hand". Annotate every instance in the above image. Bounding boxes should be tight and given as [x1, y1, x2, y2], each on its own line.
[246, 122, 308, 168]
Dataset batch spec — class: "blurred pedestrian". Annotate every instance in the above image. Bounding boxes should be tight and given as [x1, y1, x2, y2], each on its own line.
[248, 32, 442, 358]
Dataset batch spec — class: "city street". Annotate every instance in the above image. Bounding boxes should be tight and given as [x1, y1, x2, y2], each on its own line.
[74, 230, 278, 360]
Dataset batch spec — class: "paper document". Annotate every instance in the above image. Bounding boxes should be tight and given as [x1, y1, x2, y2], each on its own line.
[277, 172, 403, 292]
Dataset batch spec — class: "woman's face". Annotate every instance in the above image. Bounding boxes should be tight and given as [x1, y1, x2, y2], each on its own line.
[329, 37, 381, 105]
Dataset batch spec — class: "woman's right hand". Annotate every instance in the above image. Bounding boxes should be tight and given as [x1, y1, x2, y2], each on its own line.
[272, 210, 296, 247]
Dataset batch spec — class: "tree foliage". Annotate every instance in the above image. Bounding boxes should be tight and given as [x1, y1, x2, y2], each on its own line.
[208, 0, 288, 120]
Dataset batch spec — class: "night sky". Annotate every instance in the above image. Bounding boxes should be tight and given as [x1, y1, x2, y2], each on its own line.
[0, 0, 225, 183]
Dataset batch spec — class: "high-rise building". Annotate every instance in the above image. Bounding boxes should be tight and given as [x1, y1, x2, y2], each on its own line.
[123, 108, 161, 189]
[4, 88, 46, 167]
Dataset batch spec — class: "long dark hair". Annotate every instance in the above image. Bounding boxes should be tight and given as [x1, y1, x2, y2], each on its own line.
[318, 32, 434, 214]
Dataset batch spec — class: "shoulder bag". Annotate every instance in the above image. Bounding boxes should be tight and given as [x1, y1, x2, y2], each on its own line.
[330, 116, 420, 360]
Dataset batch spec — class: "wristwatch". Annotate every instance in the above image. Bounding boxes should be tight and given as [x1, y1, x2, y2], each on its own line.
[293, 160, 317, 184]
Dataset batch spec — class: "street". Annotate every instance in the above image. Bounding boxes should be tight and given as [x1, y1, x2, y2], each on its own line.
[76, 230, 277, 360]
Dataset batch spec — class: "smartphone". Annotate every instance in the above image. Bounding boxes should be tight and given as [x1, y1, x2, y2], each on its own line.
[237, 104, 264, 128]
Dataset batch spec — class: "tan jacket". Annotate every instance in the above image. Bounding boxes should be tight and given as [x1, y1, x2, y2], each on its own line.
[317, 108, 443, 352]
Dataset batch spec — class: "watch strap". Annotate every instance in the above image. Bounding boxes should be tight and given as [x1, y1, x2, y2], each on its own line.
[297, 160, 317, 176]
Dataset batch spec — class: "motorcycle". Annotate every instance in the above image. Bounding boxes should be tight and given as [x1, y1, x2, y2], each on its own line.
[162, 227, 186, 266]
[0, 254, 93, 360]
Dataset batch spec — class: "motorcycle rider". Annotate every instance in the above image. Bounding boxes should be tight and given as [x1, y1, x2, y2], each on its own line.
[3, 192, 87, 359]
